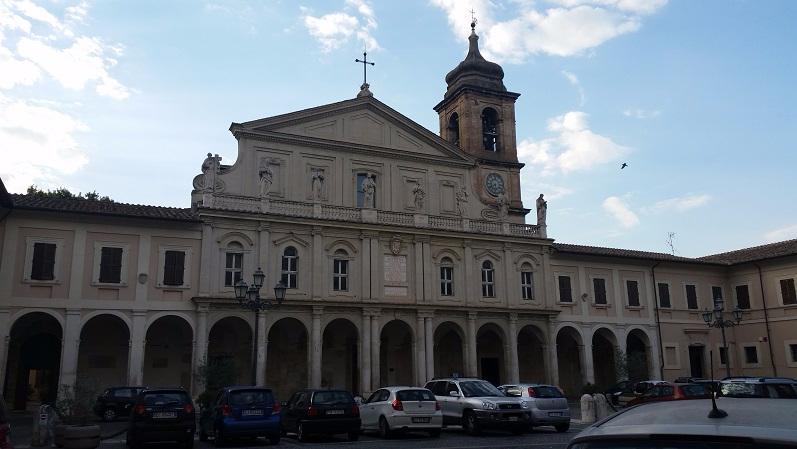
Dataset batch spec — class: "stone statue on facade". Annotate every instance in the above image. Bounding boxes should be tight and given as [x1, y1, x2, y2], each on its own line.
[259, 159, 274, 198]
[455, 186, 469, 215]
[412, 182, 425, 210]
[361, 174, 376, 209]
[311, 168, 325, 201]
[496, 193, 509, 220]
[200, 153, 221, 193]
[536, 193, 547, 226]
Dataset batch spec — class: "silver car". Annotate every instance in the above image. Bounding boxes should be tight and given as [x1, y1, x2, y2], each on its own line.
[358, 387, 442, 438]
[498, 383, 570, 432]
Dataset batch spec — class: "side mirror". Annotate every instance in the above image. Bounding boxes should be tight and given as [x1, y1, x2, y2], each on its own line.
[449, 391, 460, 397]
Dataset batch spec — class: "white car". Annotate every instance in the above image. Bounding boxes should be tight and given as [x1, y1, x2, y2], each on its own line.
[359, 386, 443, 438]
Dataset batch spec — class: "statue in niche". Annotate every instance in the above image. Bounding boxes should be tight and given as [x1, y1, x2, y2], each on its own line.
[496, 192, 509, 220]
[200, 153, 221, 192]
[536, 193, 547, 226]
[259, 159, 274, 198]
[412, 181, 426, 210]
[361, 173, 376, 209]
[311, 168, 325, 201]
[455, 186, 469, 215]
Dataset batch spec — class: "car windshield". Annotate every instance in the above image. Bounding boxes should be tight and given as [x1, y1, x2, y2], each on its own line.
[396, 390, 435, 401]
[312, 391, 352, 405]
[680, 384, 708, 397]
[460, 381, 503, 397]
[142, 392, 188, 406]
[229, 389, 273, 406]
[534, 386, 564, 398]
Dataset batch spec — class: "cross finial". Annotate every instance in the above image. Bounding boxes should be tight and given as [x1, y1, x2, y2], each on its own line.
[470, 9, 477, 31]
[355, 51, 375, 86]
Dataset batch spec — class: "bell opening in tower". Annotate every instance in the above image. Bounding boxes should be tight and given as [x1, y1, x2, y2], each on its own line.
[481, 107, 499, 152]
[448, 113, 460, 147]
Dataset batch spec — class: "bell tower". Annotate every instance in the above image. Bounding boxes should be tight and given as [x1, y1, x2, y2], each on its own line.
[434, 22, 525, 215]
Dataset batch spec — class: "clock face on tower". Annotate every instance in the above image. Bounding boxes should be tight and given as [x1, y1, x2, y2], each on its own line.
[485, 173, 505, 196]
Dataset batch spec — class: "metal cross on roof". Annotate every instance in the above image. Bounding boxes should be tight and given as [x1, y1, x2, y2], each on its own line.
[470, 9, 478, 30]
[355, 51, 375, 85]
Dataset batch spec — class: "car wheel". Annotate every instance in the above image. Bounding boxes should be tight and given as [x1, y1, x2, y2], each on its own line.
[297, 422, 308, 442]
[269, 434, 281, 445]
[555, 423, 570, 433]
[214, 428, 225, 447]
[102, 408, 117, 422]
[378, 417, 392, 439]
[464, 411, 481, 436]
[428, 429, 441, 438]
[348, 430, 360, 441]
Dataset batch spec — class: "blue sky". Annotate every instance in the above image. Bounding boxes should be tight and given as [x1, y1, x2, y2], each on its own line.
[1, 0, 796, 257]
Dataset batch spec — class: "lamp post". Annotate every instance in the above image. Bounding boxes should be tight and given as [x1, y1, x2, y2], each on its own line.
[234, 267, 287, 386]
[702, 297, 743, 379]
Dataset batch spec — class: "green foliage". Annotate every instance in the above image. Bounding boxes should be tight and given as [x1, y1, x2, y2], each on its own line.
[195, 357, 238, 408]
[614, 348, 649, 383]
[27, 185, 113, 202]
[55, 380, 98, 426]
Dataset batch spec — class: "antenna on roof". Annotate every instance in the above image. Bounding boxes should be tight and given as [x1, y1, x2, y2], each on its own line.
[707, 350, 727, 419]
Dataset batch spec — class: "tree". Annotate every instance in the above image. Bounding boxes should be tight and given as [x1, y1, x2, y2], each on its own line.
[195, 357, 238, 408]
[27, 185, 113, 202]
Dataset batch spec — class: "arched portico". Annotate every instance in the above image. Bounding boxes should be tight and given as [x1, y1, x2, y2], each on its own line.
[322, 318, 359, 392]
[434, 321, 465, 378]
[143, 315, 193, 388]
[77, 314, 130, 390]
[207, 316, 252, 386]
[626, 328, 651, 382]
[556, 326, 583, 397]
[267, 318, 308, 400]
[517, 324, 546, 383]
[592, 327, 618, 390]
[476, 323, 506, 386]
[4, 312, 62, 410]
[379, 320, 414, 387]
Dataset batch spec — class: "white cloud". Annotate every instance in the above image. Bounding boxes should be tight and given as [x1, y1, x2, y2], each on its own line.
[763, 224, 797, 243]
[561, 69, 585, 106]
[623, 108, 660, 119]
[302, 0, 380, 53]
[518, 111, 630, 174]
[431, 0, 666, 62]
[646, 194, 711, 214]
[603, 196, 639, 229]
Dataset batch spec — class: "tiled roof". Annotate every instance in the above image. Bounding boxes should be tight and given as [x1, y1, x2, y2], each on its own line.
[10, 194, 198, 222]
[698, 239, 797, 265]
[552, 243, 715, 264]
[0, 178, 11, 208]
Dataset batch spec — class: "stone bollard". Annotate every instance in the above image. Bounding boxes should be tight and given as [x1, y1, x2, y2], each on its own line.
[594, 393, 610, 420]
[580, 394, 596, 424]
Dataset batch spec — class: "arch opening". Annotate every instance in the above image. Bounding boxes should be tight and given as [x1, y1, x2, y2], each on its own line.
[518, 325, 546, 383]
[626, 330, 651, 382]
[4, 312, 62, 410]
[322, 319, 359, 393]
[267, 318, 308, 399]
[556, 327, 583, 398]
[207, 317, 252, 386]
[379, 320, 414, 387]
[477, 324, 505, 386]
[143, 316, 193, 388]
[434, 322, 465, 378]
[592, 328, 617, 390]
[77, 314, 130, 391]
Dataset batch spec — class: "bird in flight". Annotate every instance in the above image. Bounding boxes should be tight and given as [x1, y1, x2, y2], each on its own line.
[621, 162, 628, 169]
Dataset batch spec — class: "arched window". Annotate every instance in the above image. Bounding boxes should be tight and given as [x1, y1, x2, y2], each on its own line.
[440, 257, 454, 296]
[224, 241, 243, 287]
[333, 249, 349, 292]
[281, 246, 298, 288]
[481, 260, 495, 297]
[520, 263, 534, 300]
[481, 107, 499, 152]
[447, 113, 460, 147]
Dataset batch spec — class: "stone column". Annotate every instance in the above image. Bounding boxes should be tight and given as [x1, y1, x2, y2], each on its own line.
[59, 308, 82, 389]
[508, 314, 519, 383]
[361, 311, 372, 394]
[310, 306, 323, 388]
[546, 343, 559, 386]
[370, 311, 381, 389]
[466, 312, 478, 377]
[0, 309, 10, 392]
[128, 310, 147, 386]
[583, 343, 595, 385]
[256, 311, 267, 385]
[424, 315, 434, 381]
[415, 314, 426, 385]
[194, 305, 209, 392]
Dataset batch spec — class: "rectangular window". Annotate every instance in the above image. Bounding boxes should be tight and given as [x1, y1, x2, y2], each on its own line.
[99, 247, 123, 284]
[224, 252, 243, 287]
[333, 259, 348, 292]
[281, 251, 298, 289]
[593, 278, 607, 304]
[657, 283, 671, 308]
[735, 285, 751, 309]
[163, 250, 185, 286]
[31, 242, 57, 281]
[719, 347, 728, 365]
[712, 286, 723, 301]
[481, 266, 494, 298]
[781, 278, 797, 305]
[790, 344, 797, 364]
[665, 346, 677, 367]
[685, 284, 698, 309]
[521, 271, 534, 300]
[626, 280, 640, 307]
[440, 266, 453, 296]
[744, 346, 759, 365]
[558, 275, 573, 303]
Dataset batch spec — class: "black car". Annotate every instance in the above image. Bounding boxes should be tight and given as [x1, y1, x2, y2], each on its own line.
[94, 386, 146, 421]
[127, 388, 196, 449]
[281, 389, 360, 441]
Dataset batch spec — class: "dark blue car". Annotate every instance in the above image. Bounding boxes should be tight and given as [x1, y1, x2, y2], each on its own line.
[199, 387, 281, 446]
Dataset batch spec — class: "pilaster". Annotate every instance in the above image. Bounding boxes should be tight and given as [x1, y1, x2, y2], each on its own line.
[423, 313, 434, 381]
[0, 309, 10, 391]
[312, 227, 324, 300]
[256, 311, 267, 385]
[370, 310, 381, 389]
[508, 313, 519, 383]
[463, 241, 475, 305]
[361, 310, 372, 394]
[68, 229, 86, 300]
[135, 234, 151, 302]
[466, 311, 478, 377]
[310, 306, 323, 388]
[59, 308, 82, 389]
[199, 224, 213, 294]
[360, 233, 371, 300]
[128, 310, 147, 386]
[415, 314, 426, 385]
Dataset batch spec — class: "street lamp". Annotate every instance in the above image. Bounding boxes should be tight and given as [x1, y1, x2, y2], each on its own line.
[702, 297, 743, 379]
[234, 268, 287, 385]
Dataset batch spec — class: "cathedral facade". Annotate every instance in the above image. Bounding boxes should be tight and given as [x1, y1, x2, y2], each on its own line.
[1, 29, 796, 410]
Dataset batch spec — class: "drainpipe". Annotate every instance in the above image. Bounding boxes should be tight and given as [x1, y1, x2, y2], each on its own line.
[651, 262, 665, 380]
[754, 263, 778, 376]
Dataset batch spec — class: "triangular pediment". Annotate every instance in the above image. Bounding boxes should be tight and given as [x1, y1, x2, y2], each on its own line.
[235, 96, 472, 162]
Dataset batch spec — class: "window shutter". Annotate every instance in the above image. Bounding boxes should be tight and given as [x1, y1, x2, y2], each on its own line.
[31, 242, 56, 280]
[164, 251, 185, 286]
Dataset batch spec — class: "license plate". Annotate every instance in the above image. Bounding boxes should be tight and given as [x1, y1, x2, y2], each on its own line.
[326, 409, 344, 415]
[411, 417, 430, 423]
[152, 412, 176, 419]
[507, 416, 518, 422]
[242, 410, 263, 416]
[548, 412, 563, 417]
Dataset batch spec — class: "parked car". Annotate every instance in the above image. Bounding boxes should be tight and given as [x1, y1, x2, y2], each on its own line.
[498, 383, 570, 432]
[281, 389, 360, 441]
[126, 388, 196, 449]
[359, 386, 442, 438]
[719, 377, 797, 399]
[673, 376, 706, 383]
[604, 380, 634, 406]
[567, 398, 797, 448]
[614, 380, 667, 407]
[94, 386, 146, 421]
[626, 382, 711, 407]
[425, 378, 530, 435]
[199, 386, 281, 446]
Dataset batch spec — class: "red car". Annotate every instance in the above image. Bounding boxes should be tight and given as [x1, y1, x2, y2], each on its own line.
[627, 382, 711, 407]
